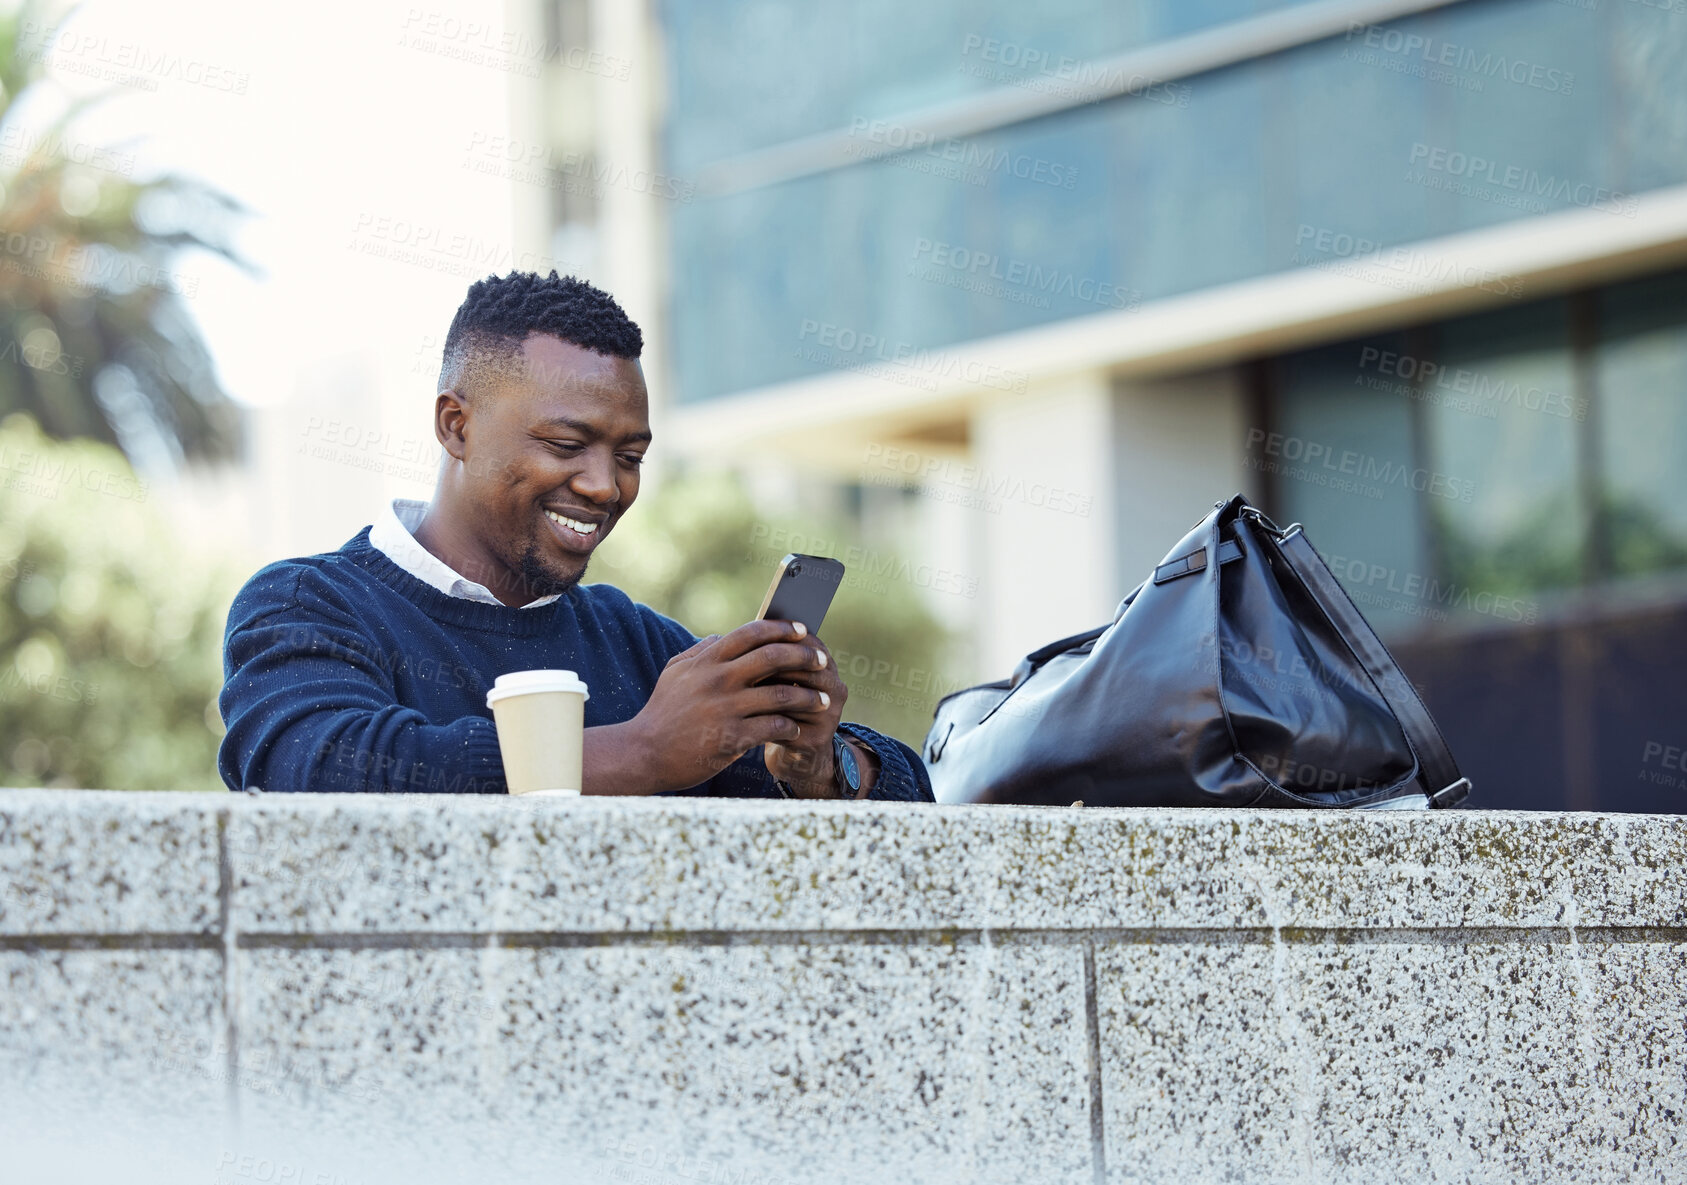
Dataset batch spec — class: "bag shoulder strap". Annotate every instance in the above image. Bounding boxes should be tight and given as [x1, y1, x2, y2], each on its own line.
[1274, 528, 1471, 808]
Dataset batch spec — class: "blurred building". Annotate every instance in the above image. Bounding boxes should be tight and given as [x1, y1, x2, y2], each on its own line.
[530, 0, 1687, 812]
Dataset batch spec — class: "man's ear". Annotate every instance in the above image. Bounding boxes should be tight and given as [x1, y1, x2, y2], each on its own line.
[434, 391, 469, 461]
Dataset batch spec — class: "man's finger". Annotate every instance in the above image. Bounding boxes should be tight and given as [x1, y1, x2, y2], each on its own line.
[710, 618, 807, 662]
[757, 662, 845, 700]
[740, 713, 803, 749]
[665, 634, 721, 667]
[739, 682, 831, 719]
[727, 641, 826, 685]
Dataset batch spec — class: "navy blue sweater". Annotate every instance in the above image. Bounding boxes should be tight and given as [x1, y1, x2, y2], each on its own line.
[218, 529, 932, 801]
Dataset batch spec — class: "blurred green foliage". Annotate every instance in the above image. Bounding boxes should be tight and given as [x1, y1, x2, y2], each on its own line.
[0, 2, 252, 790]
[0, 413, 236, 789]
[591, 472, 952, 749]
[1436, 489, 1687, 602]
[0, 0, 246, 465]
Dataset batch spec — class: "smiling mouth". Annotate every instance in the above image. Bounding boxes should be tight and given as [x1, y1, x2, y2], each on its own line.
[544, 509, 601, 538]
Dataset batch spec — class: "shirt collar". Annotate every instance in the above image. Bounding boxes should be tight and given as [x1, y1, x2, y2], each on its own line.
[368, 499, 563, 610]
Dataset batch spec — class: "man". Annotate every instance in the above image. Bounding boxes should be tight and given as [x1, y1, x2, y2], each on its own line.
[219, 271, 931, 801]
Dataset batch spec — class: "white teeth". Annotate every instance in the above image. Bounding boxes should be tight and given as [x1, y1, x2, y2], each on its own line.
[545, 510, 599, 536]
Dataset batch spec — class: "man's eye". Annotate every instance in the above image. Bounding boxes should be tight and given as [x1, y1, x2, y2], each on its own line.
[619, 454, 646, 468]
[544, 440, 584, 455]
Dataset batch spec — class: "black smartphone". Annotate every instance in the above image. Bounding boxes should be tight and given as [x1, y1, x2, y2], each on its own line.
[756, 553, 845, 636]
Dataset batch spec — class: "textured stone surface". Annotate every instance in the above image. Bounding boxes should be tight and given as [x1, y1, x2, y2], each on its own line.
[1097, 936, 1687, 1185]
[0, 791, 219, 934]
[225, 794, 981, 934]
[216, 794, 1687, 934]
[0, 790, 1684, 1184]
[232, 940, 1094, 1184]
[2, 792, 1683, 938]
[0, 949, 226, 1185]
[1100, 940, 1302, 1184]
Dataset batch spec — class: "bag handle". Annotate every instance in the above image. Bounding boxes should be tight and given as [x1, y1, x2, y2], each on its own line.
[1022, 623, 1110, 670]
[1257, 516, 1470, 808]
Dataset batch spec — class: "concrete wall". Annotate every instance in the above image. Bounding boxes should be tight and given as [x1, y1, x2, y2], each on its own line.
[1111, 366, 1260, 591]
[2, 790, 1683, 1185]
[972, 372, 1120, 674]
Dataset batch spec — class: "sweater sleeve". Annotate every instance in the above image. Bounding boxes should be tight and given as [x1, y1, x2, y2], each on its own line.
[217, 565, 506, 794]
[839, 722, 935, 803]
[629, 600, 932, 803]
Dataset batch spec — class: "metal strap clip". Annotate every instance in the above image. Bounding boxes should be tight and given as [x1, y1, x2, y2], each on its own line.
[1429, 777, 1472, 809]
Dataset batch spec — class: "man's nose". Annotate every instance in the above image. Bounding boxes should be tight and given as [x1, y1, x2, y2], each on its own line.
[569, 450, 618, 503]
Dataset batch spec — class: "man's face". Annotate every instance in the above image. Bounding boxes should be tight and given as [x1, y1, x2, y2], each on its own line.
[457, 333, 650, 598]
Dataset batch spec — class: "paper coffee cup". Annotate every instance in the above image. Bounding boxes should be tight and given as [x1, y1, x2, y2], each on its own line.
[486, 670, 589, 796]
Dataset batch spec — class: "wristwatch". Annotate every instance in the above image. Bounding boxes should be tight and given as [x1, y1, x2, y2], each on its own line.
[832, 733, 863, 798]
[774, 734, 863, 800]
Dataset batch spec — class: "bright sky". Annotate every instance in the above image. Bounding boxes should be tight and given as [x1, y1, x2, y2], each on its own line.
[11, 0, 552, 553]
[19, 0, 528, 409]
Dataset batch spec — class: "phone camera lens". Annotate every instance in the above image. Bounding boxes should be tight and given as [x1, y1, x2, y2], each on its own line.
[788, 563, 802, 577]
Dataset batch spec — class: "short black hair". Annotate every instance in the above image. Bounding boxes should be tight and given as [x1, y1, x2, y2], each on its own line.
[439, 270, 643, 397]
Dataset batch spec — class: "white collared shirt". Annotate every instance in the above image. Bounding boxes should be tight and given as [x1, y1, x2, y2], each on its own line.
[369, 498, 563, 609]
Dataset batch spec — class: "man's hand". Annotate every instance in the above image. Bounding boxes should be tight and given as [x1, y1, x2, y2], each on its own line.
[760, 634, 852, 797]
[583, 619, 831, 795]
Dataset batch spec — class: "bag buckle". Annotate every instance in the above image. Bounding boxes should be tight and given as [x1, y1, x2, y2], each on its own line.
[1238, 505, 1303, 540]
[1429, 777, 1471, 809]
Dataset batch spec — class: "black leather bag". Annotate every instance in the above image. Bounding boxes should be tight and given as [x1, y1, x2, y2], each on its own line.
[924, 495, 1472, 809]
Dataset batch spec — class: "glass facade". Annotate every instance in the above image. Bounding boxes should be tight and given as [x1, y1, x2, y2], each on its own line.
[1260, 267, 1687, 812]
[1597, 271, 1687, 578]
[659, 0, 1311, 174]
[1266, 270, 1687, 634]
[664, 0, 1687, 404]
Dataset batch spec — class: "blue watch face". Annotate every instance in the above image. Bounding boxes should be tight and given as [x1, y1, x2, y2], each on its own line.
[834, 736, 861, 791]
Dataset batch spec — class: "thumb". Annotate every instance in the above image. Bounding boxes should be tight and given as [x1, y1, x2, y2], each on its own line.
[667, 634, 720, 666]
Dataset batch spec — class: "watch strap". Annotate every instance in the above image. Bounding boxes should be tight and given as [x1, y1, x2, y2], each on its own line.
[771, 739, 850, 799]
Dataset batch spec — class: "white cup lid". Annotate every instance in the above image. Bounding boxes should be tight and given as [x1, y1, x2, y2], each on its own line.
[486, 669, 590, 707]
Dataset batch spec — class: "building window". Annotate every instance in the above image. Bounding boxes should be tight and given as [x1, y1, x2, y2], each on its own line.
[1263, 265, 1687, 637]
[1595, 270, 1687, 582]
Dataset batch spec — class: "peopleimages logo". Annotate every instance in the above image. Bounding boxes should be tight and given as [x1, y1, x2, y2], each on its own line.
[1341, 22, 1575, 94]
[20, 20, 250, 94]
[1324, 553, 1540, 625]
[1357, 346, 1587, 421]
[797, 320, 1030, 394]
[957, 33, 1191, 107]
[463, 132, 694, 203]
[861, 442, 1093, 518]
[1639, 740, 1687, 791]
[0, 441, 148, 502]
[845, 117, 1079, 190]
[1407, 144, 1637, 218]
[1244, 428, 1476, 503]
[1293, 224, 1526, 299]
[348, 211, 576, 279]
[908, 238, 1139, 310]
[0, 661, 99, 706]
[0, 231, 198, 297]
[1193, 630, 1383, 700]
[746, 523, 980, 599]
[398, 8, 632, 80]
[215, 1149, 370, 1185]
[0, 126, 135, 176]
[0, 338, 85, 379]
